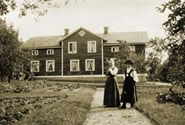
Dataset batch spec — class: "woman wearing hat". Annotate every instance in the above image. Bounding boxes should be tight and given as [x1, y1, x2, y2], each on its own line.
[120, 60, 138, 109]
[103, 58, 120, 107]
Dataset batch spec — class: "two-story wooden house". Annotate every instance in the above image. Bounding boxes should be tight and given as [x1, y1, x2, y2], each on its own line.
[22, 27, 149, 76]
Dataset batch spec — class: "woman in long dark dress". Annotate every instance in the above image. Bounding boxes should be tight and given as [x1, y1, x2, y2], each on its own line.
[103, 59, 120, 107]
[120, 60, 138, 109]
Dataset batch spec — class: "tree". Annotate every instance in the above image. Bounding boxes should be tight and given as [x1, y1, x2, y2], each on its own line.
[166, 42, 185, 86]
[157, 0, 185, 46]
[145, 52, 161, 81]
[129, 52, 146, 73]
[0, 0, 72, 17]
[115, 41, 146, 74]
[157, 0, 185, 89]
[0, 18, 30, 82]
[145, 38, 169, 81]
[147, 37, 168, 64]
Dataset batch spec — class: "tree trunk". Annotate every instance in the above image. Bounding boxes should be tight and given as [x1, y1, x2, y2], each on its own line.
[0, 75, 3, 82]
[8, 72, 12, 83]
[1, 75, 6, 82]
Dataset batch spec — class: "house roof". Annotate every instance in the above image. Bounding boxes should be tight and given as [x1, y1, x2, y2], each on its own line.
[21, 28, 149, 48]
[21, 36, 64, 48]
[62, 27, 106, 41]
[97, 31, 149, 45]
[21, 27, 105, 49]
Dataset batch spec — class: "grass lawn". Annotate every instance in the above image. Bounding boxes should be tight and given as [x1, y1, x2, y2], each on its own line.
[0, 80, 96, 125]
[135, 84, 185, 125]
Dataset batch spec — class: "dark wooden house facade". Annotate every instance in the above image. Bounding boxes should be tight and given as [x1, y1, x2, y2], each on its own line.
[22, 27, 149, 76]
[62, 28, 104, 75]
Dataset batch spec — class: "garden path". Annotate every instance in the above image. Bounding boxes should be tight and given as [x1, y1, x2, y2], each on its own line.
[83, 88, 153, 125]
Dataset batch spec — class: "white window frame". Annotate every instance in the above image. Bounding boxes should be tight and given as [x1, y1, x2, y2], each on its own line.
[46, 60, 55, 72]
[46, 49, 54, 55]
[111, 46, 119, 53]
[31, 60, 40, 72]
[87, 41, 96, 53]
[70, 59, 80, 72]
[129, 46, 136, 52]
[85, 59, 95, 71]
[68, 42, 77, 54]
[32, 50, 39, 56]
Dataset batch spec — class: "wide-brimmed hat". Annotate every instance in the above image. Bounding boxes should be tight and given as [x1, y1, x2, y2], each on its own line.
[124, 60, 134, 65]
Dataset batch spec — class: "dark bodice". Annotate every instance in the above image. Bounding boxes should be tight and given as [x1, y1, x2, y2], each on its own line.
[107, 71, 115, 77]
[124, 69, 134, 82]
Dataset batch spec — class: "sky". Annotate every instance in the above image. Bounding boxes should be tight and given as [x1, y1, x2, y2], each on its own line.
[4, 0, 169, 42]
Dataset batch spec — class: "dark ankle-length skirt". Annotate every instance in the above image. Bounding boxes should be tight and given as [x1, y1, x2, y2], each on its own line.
[103, 76, 120, 107]
[121, 79, 137, 105]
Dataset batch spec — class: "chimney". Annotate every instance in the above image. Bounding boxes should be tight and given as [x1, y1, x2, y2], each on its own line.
[104, 26, 108, 34]
[64, 29, 69, 36]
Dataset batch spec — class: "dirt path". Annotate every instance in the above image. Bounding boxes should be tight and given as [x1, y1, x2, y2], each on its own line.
[83, 88, 153, 125]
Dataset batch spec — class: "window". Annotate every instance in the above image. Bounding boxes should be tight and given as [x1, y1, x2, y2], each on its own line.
[85, 59, 95, 71]
[70, 60, 80, 71]
[31, 61, 39, 72]
[46, 60, 55, 72]
[68, 42, 77, 54]
[111, 47, 119, 52]
[32, 50, 39, 55]
[129, 46, 136, 52]
[47, 49, 54, 55]
[87, 41, 96, 53]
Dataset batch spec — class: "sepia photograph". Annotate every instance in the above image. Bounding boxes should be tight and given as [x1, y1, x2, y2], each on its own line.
[0, 0, 185, 125]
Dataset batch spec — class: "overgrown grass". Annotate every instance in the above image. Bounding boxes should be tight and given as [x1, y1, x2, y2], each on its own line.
[0, 80, 95, 125]
[135, 85, 185, 125]
[17, 86, 95, 125]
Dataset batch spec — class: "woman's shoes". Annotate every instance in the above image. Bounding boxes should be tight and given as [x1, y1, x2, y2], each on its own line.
[119, 105, 126, 109]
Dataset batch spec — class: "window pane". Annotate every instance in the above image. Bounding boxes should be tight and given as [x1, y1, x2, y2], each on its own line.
[47, 49, 54, 55]
[111, 47, 119, 52]
[129, 46, 135, 51]
[72, 62, 77, 71]
[71, 60, 79, 71]
[86, 59, 95, 71]
[70, 43, 73, 52]
[31, 61, 39, 72]
[88, 42, 91, 52]
[32, 50, 38, 55]
[69, 42, 76, 53]
[46, 60, 55, 72]
[88, 61, 93, 71]
[91, 42, 95, 52]
[72, 43, 76, 52]
[88, 41, 96, 53]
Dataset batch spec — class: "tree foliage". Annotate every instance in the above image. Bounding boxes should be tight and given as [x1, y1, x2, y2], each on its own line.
[145, 52, 161, 81]
[157, 0, 185, 45]
[0, 18, 31, 82]
[157, 0, 185, 88]
[147, 37, 168, 63]
[0, 0, 74, 17]
[167, 42, 185, 84]
[115, 41, 146, 74]
[0, 0, 16, 16]
[145, 38, 169, 81]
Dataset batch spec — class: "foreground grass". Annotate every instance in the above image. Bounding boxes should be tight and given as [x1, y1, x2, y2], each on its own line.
[16, 86, 95, 125]
[0, 80, 95, 125]
[135, 85, 185, 125]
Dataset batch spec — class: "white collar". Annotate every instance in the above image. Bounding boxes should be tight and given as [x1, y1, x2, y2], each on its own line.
[126, 68, 133, 72]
